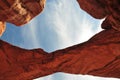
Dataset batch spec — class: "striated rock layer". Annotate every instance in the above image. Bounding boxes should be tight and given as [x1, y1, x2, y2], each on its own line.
[77, 0, 120, 31]
[0, 29, 120, 80]
[0, 0, 46, 36]
[0, 0, 45, 26]
[0, 0, 120, 80]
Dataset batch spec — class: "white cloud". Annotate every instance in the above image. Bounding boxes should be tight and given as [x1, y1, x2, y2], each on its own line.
[24, 0, 118, 80]
[20, 19, 41, 49]
[34, 73, 120, 80]
[6, 0, 117, 80]
[1, 0, 118, 79]
[32, 0, 118, 80]
[34, 0, 102, 51]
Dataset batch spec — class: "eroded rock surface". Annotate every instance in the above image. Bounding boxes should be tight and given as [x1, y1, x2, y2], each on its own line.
[0, 0, 120, 80]
[0, 29, 120, 80]
[0, 21, 5, 36]
[0, 0, 45, 36]
[0, 0, 45, 26]
[77, 0, 120, 31]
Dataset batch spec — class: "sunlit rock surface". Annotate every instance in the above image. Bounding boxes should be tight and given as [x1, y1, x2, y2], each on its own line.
[0, 21, 5, 36]
[0, 0, 45, 36]
[0, 0, 120, 80]
[0, 0, 45, 26]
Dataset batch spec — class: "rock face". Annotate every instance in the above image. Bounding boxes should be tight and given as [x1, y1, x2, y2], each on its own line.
[0, 0, 46, 36]
[77, 0, 120, 31]
[0, 29, 120, 80]
[0, 0, 120, 80]
[0, 0, 45, 26]
[0, 21, 5, 36]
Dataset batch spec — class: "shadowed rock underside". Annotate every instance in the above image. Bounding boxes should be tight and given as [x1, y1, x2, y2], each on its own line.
[0, 0, 120, 80]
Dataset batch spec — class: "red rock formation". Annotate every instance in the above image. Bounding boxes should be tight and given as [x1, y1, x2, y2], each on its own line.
[77, 0, 120, 31]
[0, 0, 46, 36]
[0, 29, 120, 80]
[0, 0, 45, 26]
[77, 0, 107, 19]
[0, 21, 5, 36]
[0, 0, 120, 80]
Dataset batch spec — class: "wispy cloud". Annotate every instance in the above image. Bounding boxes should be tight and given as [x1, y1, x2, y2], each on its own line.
[19, 0, 103, 51]
[30, 0, 102, 52]
[1, 0, 117, 80]
[33, 0, 117, 80]
[20, 19, 41, 49]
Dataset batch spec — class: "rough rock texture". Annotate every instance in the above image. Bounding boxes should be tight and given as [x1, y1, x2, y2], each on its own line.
[77, 0, 120, 31]
[0, 0, 120, 80]
[0, 0, 45, 36]
[0, 29, 120, 80]
[0, 0, 45, 26]
[0, 21, 6, 36]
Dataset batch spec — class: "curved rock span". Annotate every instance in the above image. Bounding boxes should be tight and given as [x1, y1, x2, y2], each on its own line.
[0, 29, 120, 79]
[0, 0, 120, 79]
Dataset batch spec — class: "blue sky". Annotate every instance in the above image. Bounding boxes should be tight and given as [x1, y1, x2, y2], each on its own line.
[1, 0, 120, 80]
